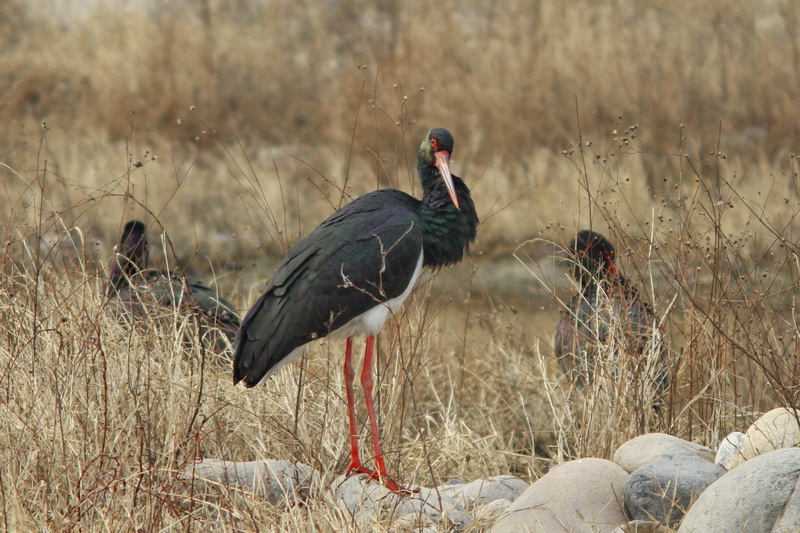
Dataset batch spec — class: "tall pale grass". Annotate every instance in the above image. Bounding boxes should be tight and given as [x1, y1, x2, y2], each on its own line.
[0, 219, 553, 530]
[2, 0, 800, 529]
[3, 119, 799, 528]
[4, 0, 799, 162]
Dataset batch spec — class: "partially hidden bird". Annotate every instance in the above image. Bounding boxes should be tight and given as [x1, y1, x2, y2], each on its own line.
[233, 128, 478, 492]
[554, 230, 669, 395]
[106, 220, 241, 352]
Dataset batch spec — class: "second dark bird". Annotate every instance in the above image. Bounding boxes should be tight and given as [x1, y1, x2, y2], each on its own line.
[555, 230, 669, 395]
[106, 220, 241, 353]
[233, 128, 478, 492]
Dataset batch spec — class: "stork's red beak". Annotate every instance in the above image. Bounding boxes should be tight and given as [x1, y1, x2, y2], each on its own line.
[434, 150, 460, 209]
[602, 251, 618, 276]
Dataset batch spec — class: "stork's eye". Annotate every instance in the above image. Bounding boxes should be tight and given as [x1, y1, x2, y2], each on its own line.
[430, 138, 439, 150]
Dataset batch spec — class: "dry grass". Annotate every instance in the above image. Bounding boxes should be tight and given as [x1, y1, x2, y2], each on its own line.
[4, 0, 800, 160]
[3, 0, 800, 252]
[3, 128, 799, 530]
[0, 229, 549, 530]
[2, 0, 800, 530]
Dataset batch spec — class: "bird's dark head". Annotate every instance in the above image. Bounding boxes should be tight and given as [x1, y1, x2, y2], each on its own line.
[420, 128, 455, 160]
[568, 230, 617, 283]
[117, 220, 148, 272]
[108, 220, 148, 296]
[121, 220, 148, 262]
[419, 128, 459, 208]
[122, 220, 147, 236]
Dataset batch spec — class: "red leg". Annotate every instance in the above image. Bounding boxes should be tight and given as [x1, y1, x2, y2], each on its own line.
[344, 337, 373, 476]
[361, 335, 408, 493]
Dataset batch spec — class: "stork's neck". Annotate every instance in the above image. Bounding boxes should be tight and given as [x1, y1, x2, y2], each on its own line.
[417, 156, 441, 194]
[418, 162, 478, 269]
[576, 253, 617, 286]
[108, 229, 148, 295]
[582, 266, 629, 298]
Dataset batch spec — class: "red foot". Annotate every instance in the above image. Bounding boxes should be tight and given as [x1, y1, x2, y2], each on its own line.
[347, 464, 416, 494]
[367, 471, 416, 494]
[347, 461, 375, 477]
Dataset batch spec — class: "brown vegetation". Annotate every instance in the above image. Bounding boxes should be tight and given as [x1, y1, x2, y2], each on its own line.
[1, 0, 800, 529]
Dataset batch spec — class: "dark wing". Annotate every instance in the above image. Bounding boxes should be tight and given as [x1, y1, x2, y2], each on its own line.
[614, 280, 670, 394]
[556, 277, 670, 393]
[554, 294, 598, 383]
[183, 278, 241, 343]
[116, 271, 241, 349]
[234, 190, 423, 387]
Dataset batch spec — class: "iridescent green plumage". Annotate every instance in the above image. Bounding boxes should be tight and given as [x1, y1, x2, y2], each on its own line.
[418, 128, 478, 268]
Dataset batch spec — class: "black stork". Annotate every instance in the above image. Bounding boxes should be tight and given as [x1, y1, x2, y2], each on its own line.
[233, 128, 478, 492]
[106, 220, 241, 352]
[554, 230, 669, 394]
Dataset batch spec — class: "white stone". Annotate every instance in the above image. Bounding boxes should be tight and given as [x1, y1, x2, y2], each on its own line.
[392, 512, 436, 531]
[729, 407, 800, 468]
[333, 473, 471, 529]
[613, 433, 715, 473]
[490, 458, 629, 532]
[438, 475, 529, 509]
[612, 520, 673, 532]
[715, 431, 746, 470]
[181, 459, 315, 505]
[481, 498, 512, 516]
[679, 447, 800, 532]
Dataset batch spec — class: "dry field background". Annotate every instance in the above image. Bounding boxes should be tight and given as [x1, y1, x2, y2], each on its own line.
[2, 0, 800, 530]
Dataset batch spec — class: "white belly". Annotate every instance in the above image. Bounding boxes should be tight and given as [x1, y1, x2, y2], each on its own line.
[330, 250, 424, 339]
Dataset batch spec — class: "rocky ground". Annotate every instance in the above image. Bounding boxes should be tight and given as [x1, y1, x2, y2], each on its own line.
[180, 407, 800, 532]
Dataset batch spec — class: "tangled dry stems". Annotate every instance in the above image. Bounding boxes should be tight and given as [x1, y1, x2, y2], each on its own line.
[2, 2, 800, 529]
[3, 114, 800, 528]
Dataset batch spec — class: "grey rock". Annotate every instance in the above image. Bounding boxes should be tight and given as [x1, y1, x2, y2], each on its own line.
[393, 512, 436, 532]
[181, 459, 315, 505]
[333, 474, 472, 529]
[481, 498, 513, 516]
[624, 450, 725, 528]
[490, 458, 629, 532]
[678, 447, 800, 532]
[472, 499, 514, 532]
[438, 475, 529, 509]
[614, 433, 715, 473]
[774, 470, 800, 532]
[612, 520, 674, 532]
